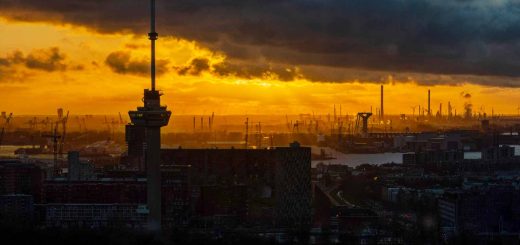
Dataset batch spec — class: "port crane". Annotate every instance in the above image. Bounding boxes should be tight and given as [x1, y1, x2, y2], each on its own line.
[355, 112, 372, 137]
[118, 112, 127, 126]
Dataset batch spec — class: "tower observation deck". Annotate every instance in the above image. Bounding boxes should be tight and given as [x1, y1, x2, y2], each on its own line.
[128, 0, 171, 231]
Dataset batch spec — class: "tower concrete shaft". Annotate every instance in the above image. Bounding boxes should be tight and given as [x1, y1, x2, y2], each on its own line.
[128, 0, 171, 230]
[145, 126, 161, 229]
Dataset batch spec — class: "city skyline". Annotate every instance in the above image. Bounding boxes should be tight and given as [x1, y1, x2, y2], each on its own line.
[2, 1, 520, 243]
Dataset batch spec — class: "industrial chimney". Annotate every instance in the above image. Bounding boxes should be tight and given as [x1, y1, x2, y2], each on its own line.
[380, 85, 384, 120]
[428, 89, 431, 117]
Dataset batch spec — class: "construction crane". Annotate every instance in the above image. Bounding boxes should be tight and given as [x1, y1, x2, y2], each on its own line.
[110, 118, 119, 133]
[118, 112, 128, 126]
[293, 120, 300, 133]
[40, 117, 51, 132]
[25, 117, 38, 131]
[0, 113, 13, 147]
[42, 122, 61, 176]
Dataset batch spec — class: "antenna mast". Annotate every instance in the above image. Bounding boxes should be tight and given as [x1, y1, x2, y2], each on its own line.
[149, 0, 158, 91]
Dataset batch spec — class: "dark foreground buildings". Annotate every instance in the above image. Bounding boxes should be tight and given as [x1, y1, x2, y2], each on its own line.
[0, 141, 312, 232]
[160, 143, 312, 229]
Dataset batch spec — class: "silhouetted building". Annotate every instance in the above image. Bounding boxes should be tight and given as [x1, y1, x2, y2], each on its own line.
[161, 143, 312, 228]
[125, 124, 145, 169]
[482, 145, 516, 163]
[439, 186, 520, 239]
[402, 150, 464, 165]
[161, 165, 191, 228]
[0, 160, 44, 203]
[41, 179, 147, 228]
[42, 204, 147, 228]
[43, 179, 146, 204]
[194, 184, 248, 227]
[0, 194, 34, 224]
[275, 142, 312, 229]
[67, 151, 95, 181]
[41, 168, 192, 228]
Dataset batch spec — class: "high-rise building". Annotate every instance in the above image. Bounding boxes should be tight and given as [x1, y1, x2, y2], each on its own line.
[125, 124, 145, 170]
[274, 142, 312, 229]
[67, 151, 95, 181]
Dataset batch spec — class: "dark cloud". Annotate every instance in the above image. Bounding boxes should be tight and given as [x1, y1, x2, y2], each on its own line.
[176, 58, 210, 76]
[175, 57, 300, 81]
[2, 0, 520, 86]
[25, 47, 66, 71]
[0, 47, 67, 72]
[105, 51, 169, 77]
[0, 47, 77, 82]
[460, 92, 472, 99]
[174, 57, 520, 88]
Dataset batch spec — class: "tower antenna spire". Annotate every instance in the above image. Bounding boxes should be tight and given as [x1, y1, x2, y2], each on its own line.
[149, 0, 158, 91]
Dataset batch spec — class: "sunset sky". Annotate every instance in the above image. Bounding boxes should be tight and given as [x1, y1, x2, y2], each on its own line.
[1, 0, 520, 116]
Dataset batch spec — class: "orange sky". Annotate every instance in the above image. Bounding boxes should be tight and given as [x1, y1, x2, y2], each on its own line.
[1, 18, 519, 116]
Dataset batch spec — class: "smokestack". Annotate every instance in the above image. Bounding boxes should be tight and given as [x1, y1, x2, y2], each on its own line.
[428, 89, 431, 117]
[380, 85, 384, 120]
[448, 102, 452, 118]
[334, 104, 336, 122]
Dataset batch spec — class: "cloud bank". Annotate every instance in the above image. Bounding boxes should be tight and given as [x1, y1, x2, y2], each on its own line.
[0, 47, 81, 82]
[2, 0, 520, 86]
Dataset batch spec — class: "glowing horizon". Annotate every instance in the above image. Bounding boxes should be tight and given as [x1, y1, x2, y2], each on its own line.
[1, 18, 520, 116]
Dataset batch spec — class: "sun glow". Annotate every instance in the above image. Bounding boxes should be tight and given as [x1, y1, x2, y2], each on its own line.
[0, 18, 519, 116]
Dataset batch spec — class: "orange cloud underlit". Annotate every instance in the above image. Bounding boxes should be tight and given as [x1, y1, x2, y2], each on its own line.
[0, 18, 519, 116]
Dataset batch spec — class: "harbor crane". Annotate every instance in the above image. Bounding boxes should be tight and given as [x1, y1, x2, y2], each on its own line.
[355, 112, 373, 137]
